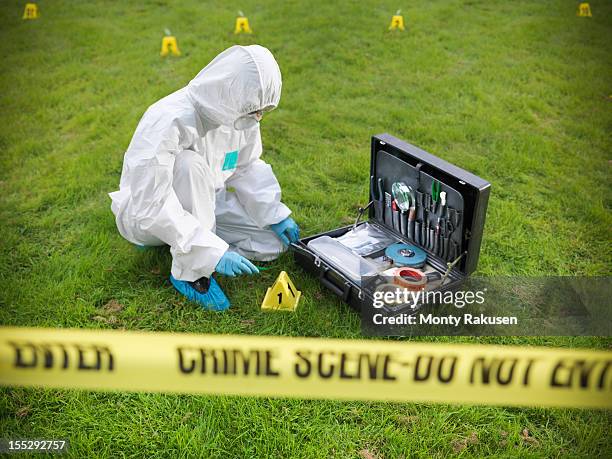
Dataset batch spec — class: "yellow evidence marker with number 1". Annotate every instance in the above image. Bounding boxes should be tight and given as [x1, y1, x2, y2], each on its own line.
[261, 271, 301, 311]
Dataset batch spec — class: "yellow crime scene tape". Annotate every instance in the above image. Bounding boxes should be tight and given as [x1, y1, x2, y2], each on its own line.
[0, 327, 610, 409]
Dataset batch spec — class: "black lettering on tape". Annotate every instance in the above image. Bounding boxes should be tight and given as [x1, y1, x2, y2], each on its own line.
[235, 349, 259, 375]
[382, 354, 396, 381]
[177, 347, 279, 377]
[9, 341, 113, 372]
[318, 352, 335, 379]
[470, 357, 523, 386]
[437, 357, 457, 383]
[551, 361, 571, 388]
[293, 351, 396, 380]
[414, 355, 433, 382]
[222, 349, 229, 374]
[496, 359, 517, 385]
[339, 353, 355, 379]
[523, 359, 536, 386]
[577, 360, 597, 388]
[294, 351, 311, 378]
[597, 361, 612, 390]
[354, 353, 395, 380]
[414, 355, 456, 383]
[264, 351, 280, 377]
[359, 354, 379, 379]
[77, 345, 114, 371]
[10, 342, 37, 368]
[177, 347, 196, 373]
[551, 359, 612, 390]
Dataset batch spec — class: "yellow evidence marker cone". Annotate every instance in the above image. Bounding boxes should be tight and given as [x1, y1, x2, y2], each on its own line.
[577, 3, 592, 17]
[389, 9, 405, 31]
[261, 271, 301, 311]
[234, 11, 253, 34]
[22, 3, 39, 20]
[160, 29, 181, 57]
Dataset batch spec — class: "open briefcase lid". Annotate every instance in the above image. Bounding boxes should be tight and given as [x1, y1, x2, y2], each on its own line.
[369, 133, 491, 275]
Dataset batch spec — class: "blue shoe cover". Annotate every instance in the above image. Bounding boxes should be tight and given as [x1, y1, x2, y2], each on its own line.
[169, 275, 231, 311]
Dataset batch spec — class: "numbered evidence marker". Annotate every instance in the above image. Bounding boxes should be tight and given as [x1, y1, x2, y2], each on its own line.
[234, 16, 253, 34]
[261, 271, 301, 311]
[160, 34, 181, 57]
[577, 3, 592, 17]
[22, 3, 39, 20]
[388, 10, 405, 31]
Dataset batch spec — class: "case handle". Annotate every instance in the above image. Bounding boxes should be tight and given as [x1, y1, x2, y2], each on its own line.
[319, 267, 351, 302]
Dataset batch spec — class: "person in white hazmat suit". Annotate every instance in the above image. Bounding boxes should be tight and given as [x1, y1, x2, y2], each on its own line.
[109, 45, 299, 310]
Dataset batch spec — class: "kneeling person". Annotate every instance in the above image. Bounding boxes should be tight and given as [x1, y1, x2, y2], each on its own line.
[109, 45, 299, 310]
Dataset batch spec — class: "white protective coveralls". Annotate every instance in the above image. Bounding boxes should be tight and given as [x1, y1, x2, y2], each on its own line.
[109, 45, 291, 282]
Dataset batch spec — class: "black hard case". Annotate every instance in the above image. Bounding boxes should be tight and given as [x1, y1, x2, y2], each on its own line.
[291, 134, 491, 313]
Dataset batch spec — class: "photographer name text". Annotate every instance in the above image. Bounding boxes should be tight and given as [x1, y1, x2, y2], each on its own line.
[372, 313, 518, 326]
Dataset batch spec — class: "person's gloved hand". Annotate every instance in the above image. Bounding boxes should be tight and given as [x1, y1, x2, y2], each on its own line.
[215, 252, 259, 277]
[270, 217, 300, 246]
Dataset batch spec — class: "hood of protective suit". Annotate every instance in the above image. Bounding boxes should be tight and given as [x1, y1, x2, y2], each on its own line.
[187, 45, 282, 128]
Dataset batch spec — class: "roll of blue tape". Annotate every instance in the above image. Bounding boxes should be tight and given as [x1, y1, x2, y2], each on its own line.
[384, 243, 427, 268]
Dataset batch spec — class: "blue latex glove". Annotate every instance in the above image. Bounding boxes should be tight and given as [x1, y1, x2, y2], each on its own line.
[270, 217, 300, 246]
[215, 251, 259, 277]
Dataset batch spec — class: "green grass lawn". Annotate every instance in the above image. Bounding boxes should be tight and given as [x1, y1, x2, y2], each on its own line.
[1, 0, 611, 457]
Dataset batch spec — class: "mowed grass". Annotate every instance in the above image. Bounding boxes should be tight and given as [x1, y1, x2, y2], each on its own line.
[0, 0, 611, 457]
